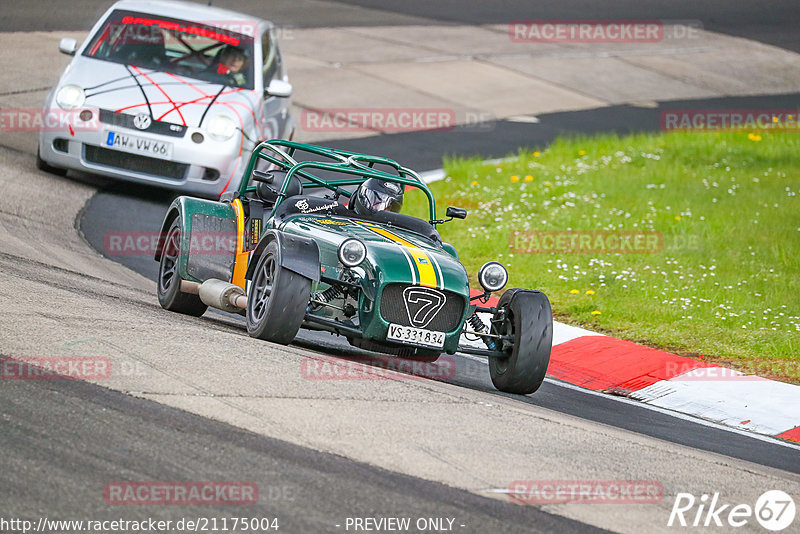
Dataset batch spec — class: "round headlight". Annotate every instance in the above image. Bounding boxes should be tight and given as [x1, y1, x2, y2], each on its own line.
[206, 115, 237, 141]
[56, 84, 85, 110]
[478, 261, 508, 293]
[338, 238, 366, 268]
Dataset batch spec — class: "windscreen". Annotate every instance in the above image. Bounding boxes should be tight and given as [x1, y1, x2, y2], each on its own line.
[83, 10, 255, 89]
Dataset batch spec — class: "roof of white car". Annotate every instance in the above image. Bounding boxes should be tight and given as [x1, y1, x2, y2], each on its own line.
[109, 0, 269, 27]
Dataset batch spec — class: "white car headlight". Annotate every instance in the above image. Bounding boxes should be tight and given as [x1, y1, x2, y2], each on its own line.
[338, 238, 367, 268]
[478, 261, 508, 293]
[206, 115, 237, 141]
[55, 84, 85, 110]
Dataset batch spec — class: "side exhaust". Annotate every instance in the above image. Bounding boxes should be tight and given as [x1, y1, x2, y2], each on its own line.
[181, 279, 247, 312]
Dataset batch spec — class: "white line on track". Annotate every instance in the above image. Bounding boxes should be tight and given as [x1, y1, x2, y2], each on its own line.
[456, 353, 800, 452]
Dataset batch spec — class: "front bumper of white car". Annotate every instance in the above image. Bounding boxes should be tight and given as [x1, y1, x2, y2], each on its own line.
[38, 107, 268, 198]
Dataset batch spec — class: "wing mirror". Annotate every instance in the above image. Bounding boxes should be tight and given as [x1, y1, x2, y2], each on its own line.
[446, 207, 467, 219]
[59, 38, 77, 56]
[431, 207, 467, 226]
[265, 79, 292, 98]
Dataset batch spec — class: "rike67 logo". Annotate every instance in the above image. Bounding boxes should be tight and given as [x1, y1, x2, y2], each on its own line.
[669, 490, 796, 531]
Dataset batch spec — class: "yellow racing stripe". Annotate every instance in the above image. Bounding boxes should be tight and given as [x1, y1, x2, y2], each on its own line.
[359, 222, 439, 288]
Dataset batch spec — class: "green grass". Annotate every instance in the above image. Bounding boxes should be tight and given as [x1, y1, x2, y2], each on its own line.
[404, 130, 800, 382]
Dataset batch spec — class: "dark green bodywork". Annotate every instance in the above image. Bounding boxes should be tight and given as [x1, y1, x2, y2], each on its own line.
[279, 213, 470, 353]
[154, 197, 236, 284]
[156, 140, 472, 354]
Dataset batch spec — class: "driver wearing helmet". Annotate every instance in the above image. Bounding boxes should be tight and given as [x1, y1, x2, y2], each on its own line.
[351, 179, 404, 217]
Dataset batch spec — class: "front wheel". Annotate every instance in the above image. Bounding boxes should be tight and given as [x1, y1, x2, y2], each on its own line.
[157, 216, 208, 316]
[246, 240, 311, 344]
[488, 289, 552, 395]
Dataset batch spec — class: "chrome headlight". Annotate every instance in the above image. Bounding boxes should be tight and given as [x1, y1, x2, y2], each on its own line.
[478, 261, 508, 293]
[206, 115, 237, 141]
[56, 84, 85, 110]
[338, 238, 366, 268]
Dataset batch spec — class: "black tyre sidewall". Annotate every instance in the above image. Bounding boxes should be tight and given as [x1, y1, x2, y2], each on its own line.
[36, 147, 67, 176]
[489, 289, 553, 394]
[246, 240, 311, 344]
[156, 217, 207, 316]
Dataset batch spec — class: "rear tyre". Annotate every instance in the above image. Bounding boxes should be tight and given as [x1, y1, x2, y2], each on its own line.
[488, 289, 552, 395]
[36, 147, 67, 176]
[246, 240, 311, 344]
[157, 217, 208, 316]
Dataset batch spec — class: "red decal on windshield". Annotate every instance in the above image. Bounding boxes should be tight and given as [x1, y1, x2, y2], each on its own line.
[120, 16, 240, 46]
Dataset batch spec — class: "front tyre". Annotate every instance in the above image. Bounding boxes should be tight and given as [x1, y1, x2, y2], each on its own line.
[246, 240, 311, 344]
[36, 147, 67, 176]
[157, 217, 208, 316]
[488, 289, 552, 395]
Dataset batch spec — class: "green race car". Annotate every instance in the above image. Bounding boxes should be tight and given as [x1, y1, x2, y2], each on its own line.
[154, 140, 552, 394]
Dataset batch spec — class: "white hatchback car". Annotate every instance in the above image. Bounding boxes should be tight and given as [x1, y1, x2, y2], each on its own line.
[38, 0, 295, 198]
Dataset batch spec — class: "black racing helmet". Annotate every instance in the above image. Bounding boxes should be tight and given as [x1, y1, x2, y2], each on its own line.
[351, 178, 404, 216]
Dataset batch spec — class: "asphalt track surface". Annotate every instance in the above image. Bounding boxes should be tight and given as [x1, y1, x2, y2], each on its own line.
[4, 1, 800, 532]
[79, 95, 800, 476]
[2, 375, 605, 533]
[1, 0, 797, 53]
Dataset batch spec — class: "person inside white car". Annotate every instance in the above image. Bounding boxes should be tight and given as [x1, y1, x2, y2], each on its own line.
[208, 45, 248, 87]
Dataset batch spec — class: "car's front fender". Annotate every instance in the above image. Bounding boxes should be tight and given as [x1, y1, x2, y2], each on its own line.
[245, 229, 321, 282]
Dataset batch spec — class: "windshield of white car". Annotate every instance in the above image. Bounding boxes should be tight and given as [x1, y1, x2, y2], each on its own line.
[82, 9, 255, 90]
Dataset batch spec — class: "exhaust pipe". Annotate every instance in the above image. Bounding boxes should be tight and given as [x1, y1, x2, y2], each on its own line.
[182, 279, 247, 312]
[180, 280, 200, 294]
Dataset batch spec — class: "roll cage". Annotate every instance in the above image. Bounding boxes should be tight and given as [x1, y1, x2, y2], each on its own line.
[238, 140, 438, 222]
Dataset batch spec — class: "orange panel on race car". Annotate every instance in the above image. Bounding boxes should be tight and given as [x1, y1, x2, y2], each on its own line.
[231, 198, 251, 289]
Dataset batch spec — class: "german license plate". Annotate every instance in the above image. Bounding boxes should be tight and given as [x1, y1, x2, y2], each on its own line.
[386, 323, 445, 349]
[105, 131, 173, 160]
